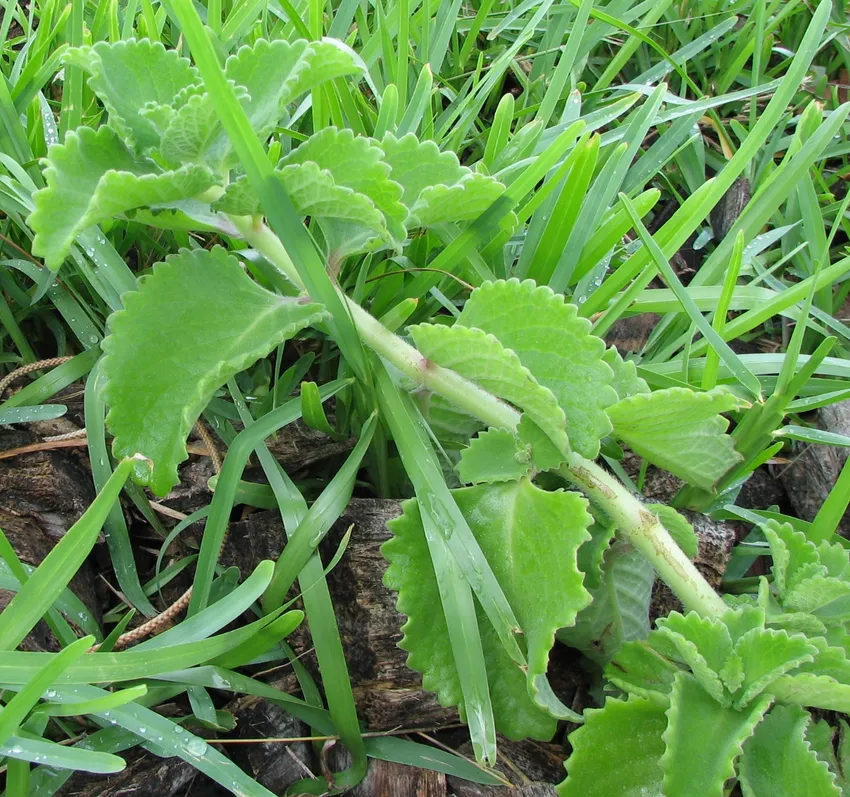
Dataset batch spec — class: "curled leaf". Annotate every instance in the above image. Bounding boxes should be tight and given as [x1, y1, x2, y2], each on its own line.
[102, 247, 327, 495]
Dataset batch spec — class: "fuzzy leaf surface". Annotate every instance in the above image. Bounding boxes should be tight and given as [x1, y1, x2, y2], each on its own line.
[457, 280, 617, 458]
[30, 126, 217, 270]
[556, 696, 667, 797]
[732, 627, 818, 707]
[661, 672, 772, 797]
[739, 705, 840, 797]
[214, 163, 389, 256]
[410, 322, 569, 455]
[457, 428, 531, 484]
[225, 39, 310, 143]
[380, 133, 506, 228]
[764, 521, 824, 594]
[772, 673, 850, 712]
[784, 577, 850, 623]
[656, 612, 733, 704]
[606, 387, 742, 490]
[64, 39, 200, 152]
[102, 248, 327, 495]
[281, 127, 407, 244]
[605, 632, 681, 700]
[602, 347, 650, 400]
[383, 480, 592, 739]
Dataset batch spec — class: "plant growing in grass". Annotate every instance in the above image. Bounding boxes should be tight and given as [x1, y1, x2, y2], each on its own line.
[18, 0, 850, 792]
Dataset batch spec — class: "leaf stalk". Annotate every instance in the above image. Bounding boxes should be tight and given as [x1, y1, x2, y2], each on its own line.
[232, 215, 729, 620]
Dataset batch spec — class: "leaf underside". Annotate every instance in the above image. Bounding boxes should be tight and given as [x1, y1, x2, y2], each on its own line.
[606, 386, 743, 491]
[102, 247, 327, 495]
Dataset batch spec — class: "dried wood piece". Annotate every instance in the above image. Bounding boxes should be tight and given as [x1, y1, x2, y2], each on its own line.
[162, 418, 354, 515]
[220, 498, 459, 730]
[448, 736, 563, 797]
[780, 401, 850, 536]
[0, 429, 100, 646]
[224, 694, 316, 792]
[58, 750, 196, 797]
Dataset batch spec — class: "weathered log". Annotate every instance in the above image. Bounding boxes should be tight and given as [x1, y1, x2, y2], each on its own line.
[58, 752, 197, 797]
[224, 694, 316, 792]
[220, 498, 459, 731]
[447, 737, 564, 797]
[780, 401, 850, 537]
[0, 429, 100, 647]
[162, 417, 355, 515]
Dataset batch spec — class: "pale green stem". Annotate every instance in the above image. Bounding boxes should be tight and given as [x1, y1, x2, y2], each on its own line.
[559, 455, 729, 616]
[232, 215, 728, 619]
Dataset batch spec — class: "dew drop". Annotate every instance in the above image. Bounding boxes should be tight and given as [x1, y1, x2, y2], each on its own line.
[186, 736, 207, 756]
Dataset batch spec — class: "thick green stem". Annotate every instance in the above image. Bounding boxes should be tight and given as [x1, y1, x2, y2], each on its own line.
[233, 217, 521, 429]
[559, 455, 728, 616]
[233, 215, 728, 619]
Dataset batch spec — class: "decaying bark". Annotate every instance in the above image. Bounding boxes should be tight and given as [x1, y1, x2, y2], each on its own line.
[447, 737, 564, 797]
[59, 751, 197, 797]
[0, 429, 100, 648]
[221, 498, 459, 731]
[780, 401, 850, 537]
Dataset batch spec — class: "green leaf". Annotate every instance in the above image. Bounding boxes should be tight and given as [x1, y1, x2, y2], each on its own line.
[516, 416, 568, 472]
[559, 540, 654, 664]
[556, 695, 667, 797]
[0, 635, 92, 746]
[457, 279, 617, 458]
[763, 521, 825, 595]
[214, 163, 390, 257]
[102, 247, 327, 495]
[772, 673, 850, 712]
[156, 87, 242, 167]
[280, 127, 407, 244]
[661, 673, 772, 797]
[732, 627, 818, 708]
[783, 577, 850, 623]
[0, 735, 125, 773]
[380, 133, 507, 228]
[604, 637, 680, 700]
[30, 126, 218, 270]
[602, 346, 650, 400]
[739, 705, 841, 797]
[647, 504, 698, 559]
[221, 40, 360, 160]
[225, 39, 311, 143]
[806, 719, 847, 794]
[383, 480, 592, 740]
[457, 428, 532, 484]
[409, 322, 569, 454]
[656, 612, 733, 704]
[284, 40, 363, 103]
[817, 541, 850, 581]
[64, 39, 200, 152]
[606, 387, 743, 491]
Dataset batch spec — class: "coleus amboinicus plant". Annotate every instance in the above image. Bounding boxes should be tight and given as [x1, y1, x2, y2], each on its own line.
[25, 2, 850, 792]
